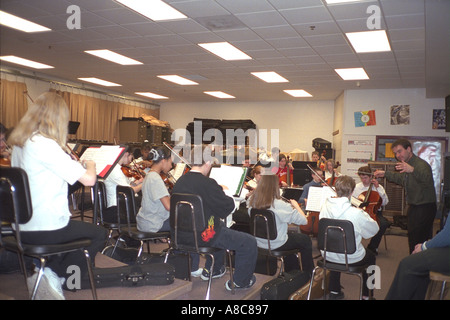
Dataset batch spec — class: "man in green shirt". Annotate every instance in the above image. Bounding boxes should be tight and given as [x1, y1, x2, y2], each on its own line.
[374, 139, 436, 253]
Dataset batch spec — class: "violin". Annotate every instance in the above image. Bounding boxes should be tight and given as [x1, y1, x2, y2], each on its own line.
[121, 165, 143, 180]
[163, 142, 191, 175]
[0, 157, 11, 167]
[160, 171, 175, 192]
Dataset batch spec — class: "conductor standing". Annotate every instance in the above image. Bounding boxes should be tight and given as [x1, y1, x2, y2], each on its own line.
[374, 139, 436, 254]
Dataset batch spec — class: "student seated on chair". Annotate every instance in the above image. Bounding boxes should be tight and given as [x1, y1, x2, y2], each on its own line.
[172, 145, 258, 291]
[352, 165, 391, 255]
[386, 217, 450, 300]
[8, 92, 107, 299]
[247, 174, 314, 276]
[319, 175, 379, 300]
[103, 146, 144, 224]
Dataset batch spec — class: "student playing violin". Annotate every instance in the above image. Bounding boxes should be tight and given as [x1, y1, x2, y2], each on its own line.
[352, 166, 390, 255]
[103, 146, 144, 223]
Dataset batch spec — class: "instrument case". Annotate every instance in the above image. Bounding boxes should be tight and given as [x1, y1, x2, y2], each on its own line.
[260, 270, 310, 300]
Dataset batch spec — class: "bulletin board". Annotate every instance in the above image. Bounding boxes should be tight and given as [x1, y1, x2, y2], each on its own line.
[375, 135, 449, 203]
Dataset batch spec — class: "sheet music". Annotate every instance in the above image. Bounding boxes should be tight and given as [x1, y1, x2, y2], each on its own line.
[170, 163, 186, 181]
[305, 186, 336, 212]
[79, 145, 126, 179]
[209, 165, 247, 196]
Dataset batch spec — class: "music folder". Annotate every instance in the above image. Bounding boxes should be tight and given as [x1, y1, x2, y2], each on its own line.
[209, 165, 248, 197]
[79, 145, 127, 179]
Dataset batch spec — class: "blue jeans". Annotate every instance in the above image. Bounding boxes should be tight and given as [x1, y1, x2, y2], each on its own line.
[206, 227, 257, 287]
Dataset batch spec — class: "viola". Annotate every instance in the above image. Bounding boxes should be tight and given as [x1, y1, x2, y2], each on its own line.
[160, 171, 175, 191]
[325, 161, 341, 186]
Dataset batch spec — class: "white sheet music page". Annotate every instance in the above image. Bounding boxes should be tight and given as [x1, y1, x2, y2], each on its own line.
[305, 186, 335, 212]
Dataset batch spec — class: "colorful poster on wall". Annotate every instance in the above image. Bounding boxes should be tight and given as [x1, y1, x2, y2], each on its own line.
[354, 110, 376, 127]
[432, 109, 446, 129]
[390, 105, 410, 125]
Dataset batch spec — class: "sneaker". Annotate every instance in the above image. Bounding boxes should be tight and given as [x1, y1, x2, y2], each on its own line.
[328, 291, 345, 300]
[225, 274, 256, 291]
[27, 268, 65, 300]
[190, 268, 203, 278]
[200, 266, 226, 281]
[43, 267, 65, 298]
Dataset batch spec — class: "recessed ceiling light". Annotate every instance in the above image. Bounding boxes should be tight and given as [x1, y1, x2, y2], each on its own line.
[251, 72, 289, 83]
[283, 90, 313, 97]
[324, 0, 363, 4]
[84, 50, 142, 65]
[335, 68, 369, 80]
[135, 92, 169, 99]
[78, 77, 121, 87]
[115, 0, 187, 21]
[0, 10, 51, 32]
[157, 75, 198, 85]
[346, 30, 391, 53]
[204, 91, 235, 99]
[198, 42, 252, 61]
[0, 55, 54, 69]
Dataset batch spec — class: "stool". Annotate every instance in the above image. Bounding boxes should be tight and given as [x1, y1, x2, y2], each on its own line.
[426, 271, 450, 300]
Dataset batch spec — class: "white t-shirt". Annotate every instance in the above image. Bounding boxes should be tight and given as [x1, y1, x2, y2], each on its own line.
[11, 134, 86, 231]
[248, 198, 308, 250]
[104, 164, 131, 207]
[352, 182, 389, 206]
[136, 171, 169, 233]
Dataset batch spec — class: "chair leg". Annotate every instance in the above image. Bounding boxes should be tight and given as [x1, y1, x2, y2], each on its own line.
[205, 254, 215, 300]
[307, 266, 320, 300]
[83, 249, 97, 300]
[357, 273, 364, 300]
[278, 257, 285, 277]
[136, 240, 144, 258]
[227, 250, 235, 295]
[30, 257, 46, 300]
[17, 252, 29, 291]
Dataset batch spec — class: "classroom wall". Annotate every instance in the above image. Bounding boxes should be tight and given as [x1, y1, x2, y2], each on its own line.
[160, 100, 335, 157]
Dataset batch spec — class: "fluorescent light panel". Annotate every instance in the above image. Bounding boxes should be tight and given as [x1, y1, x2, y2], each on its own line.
[115, 0, 187, 21]
[198, 42, 252, 61]
[335, 68, 369, 80]
[0, 10, 51, 32]
[283, 90, 313, 97]
[84, 50, 142, 65]
[251, 72, 289, 83]
[78, 77, 121, 87]
[346, 30, 391, 53]
[204, 91, 235, 99]
[157, 75, 198, 85]
[324, 0, 363, 4]
[0, 55, 54, 69]
[135, 92, 168, 99]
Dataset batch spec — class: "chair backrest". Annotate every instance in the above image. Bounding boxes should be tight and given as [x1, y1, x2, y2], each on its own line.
[317, 218, 357, 255]
[170, 193, 206, 251]
[116, 185, 136, 229]
[0, 167, 33, 250]
[249, 208, 278, 252]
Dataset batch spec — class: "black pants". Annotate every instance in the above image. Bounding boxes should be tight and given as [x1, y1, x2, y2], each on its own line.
[21, 221, 107, 280]
[328, 249, 376, 297]
[407, 203, 436, 254]
[275, 232, 314, 275]
[385, 247, 450, 300]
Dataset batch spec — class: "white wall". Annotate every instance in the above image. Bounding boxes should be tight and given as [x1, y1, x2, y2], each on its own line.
[160, 100, 335, 156]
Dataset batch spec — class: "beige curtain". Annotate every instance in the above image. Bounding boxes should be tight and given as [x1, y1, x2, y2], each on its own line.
[0, 79, 29, 129]
[53, 90, 159, 143]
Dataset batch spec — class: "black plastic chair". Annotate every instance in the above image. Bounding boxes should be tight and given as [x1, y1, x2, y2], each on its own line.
[307, 218, 372, 300]
[0, 167, 97, 300]
[249, 208, 302, 276]
[111, 185, 171, 259]
[168, 193, 234, 300]
[93, 180, 121, 248]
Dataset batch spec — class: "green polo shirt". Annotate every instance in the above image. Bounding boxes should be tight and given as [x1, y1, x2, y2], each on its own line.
[385, 154, 436, 205]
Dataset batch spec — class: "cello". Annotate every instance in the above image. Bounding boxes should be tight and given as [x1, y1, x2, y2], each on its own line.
[357, 175, 382, 223]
